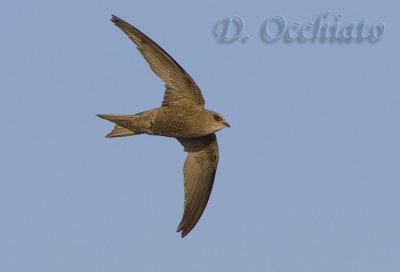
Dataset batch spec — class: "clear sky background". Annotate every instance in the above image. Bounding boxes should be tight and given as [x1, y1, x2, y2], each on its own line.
[1, 0, 399, 271]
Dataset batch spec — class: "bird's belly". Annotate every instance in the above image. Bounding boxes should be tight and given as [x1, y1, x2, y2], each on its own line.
[150, 119, 201, 138]
[146, 106, 208, 138]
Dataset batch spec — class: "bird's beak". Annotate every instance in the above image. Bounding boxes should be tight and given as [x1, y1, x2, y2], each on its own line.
[224, 121, 230, 128]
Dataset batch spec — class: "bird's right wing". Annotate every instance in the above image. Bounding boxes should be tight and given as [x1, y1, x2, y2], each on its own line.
[111, 15, 205, 107]
[176, 134, 219, 238]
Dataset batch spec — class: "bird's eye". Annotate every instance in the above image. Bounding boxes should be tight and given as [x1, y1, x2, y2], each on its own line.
[213, 115, 223, 122]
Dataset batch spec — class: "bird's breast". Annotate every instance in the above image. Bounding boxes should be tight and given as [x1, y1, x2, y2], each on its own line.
[149, 106, 206, 138]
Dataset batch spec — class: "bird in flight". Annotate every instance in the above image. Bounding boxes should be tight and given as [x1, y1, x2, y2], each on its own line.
[98, 15, 230, 238]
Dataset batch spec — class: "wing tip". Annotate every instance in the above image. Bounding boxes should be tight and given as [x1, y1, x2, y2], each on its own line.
[176, 220, 196, 238]
[176, 228, 190, 238]
[97, 114, 106, 120]
[110, 15, 120, 24]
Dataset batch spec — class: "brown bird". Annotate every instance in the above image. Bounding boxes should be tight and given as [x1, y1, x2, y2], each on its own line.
[98, 15, 230, 238]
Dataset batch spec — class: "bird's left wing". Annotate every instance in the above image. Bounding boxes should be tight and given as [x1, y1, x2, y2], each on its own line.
[177, 134, 219, 238]
[111, 15, 205, 107]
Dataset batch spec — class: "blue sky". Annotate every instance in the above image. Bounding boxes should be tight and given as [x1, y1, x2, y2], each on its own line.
[1, 0, 399, 271]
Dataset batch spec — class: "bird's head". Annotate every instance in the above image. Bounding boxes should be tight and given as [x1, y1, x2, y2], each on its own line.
[203, 110, 230, 133]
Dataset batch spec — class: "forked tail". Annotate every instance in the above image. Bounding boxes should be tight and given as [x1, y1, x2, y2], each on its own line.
[97, 114, 143, 138]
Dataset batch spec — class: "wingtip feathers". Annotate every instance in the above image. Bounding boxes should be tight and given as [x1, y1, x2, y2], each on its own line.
[110, 15, 119, 24]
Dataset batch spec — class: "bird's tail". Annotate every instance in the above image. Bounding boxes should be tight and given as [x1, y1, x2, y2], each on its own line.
[97, 114, 143, 138]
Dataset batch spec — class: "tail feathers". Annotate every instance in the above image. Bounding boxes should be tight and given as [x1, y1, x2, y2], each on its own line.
[106, 125, 141, 138]
[97, 114, 137, 122]
[97, 114, 143, 138]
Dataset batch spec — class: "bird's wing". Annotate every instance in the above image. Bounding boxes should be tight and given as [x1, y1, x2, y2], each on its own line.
[176, 134, 219, 237]
[111, 15, 205, 107]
